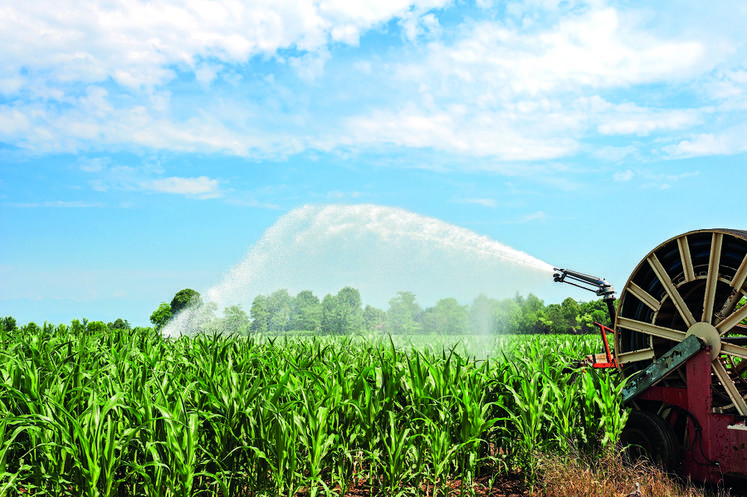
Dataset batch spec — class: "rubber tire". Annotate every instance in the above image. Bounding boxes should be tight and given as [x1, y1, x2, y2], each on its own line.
[620, 409, 680, 472]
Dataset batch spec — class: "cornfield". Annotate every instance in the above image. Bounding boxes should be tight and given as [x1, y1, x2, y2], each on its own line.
[0, 324, 628, 496]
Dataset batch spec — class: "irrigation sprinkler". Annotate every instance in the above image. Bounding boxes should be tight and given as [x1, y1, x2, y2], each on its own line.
[555, 229, 747, 484]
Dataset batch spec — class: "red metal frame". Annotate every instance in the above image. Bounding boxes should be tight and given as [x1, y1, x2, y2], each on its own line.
[591, 322, 616, 369]
[632, 348, 747, 484]
[587, 326, 747, 483]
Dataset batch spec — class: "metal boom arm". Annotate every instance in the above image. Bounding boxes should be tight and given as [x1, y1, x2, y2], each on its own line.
[553, 268, 616, 322]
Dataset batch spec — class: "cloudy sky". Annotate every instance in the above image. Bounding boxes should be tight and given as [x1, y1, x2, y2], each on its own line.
[2, 0, 746, 325]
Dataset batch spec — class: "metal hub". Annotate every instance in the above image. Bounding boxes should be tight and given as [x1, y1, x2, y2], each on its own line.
[686, 321, 721, 360]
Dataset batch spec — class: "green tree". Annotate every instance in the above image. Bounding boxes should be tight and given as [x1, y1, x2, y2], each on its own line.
[250, 295, 270, 333]
[320, 288, 364, 335]
[423, 298, 469, 335]
[150, 302, 173, 331]
[320, 294, 337, 334]
[363, 305, 386, 333]
[385, 291, 422, 334]
[21, 322, 41, 334]
[268, 289, 293, 332]
[170, 288, 202, 315]
[86, 321, 108, 334]
[1, 316, 17, 332]
[289, 290, 322, 332]
[336, 286, 364, 334]
[222, 305, 250, 335]
[108, 318, 130, 330]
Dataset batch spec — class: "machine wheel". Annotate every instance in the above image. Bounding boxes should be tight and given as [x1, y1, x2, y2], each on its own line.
[615, 229, 747, 415]
[620, 409, 680, 472]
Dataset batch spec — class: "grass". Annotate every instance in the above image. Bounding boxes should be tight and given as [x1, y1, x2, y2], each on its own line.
[537, 449, 732, 497]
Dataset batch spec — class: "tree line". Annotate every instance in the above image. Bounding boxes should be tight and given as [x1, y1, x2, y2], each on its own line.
[147, 287, 613, 336]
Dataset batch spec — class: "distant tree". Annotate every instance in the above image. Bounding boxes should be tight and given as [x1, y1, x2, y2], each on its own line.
[1, 316, 17, 332]
[577, 299, 613, 332]
[170, 288, 202, 315]
[222, 305, 250, 334]
[71, 318, 85, 334]
[268, 289, 293, 332]
[86, 321, 108, 334]
[518, 293, 545, 333]
[320, 294, 337, 334]
[289, 290, 322, 332]
[423, 298, 469, 335]
[363, 305, 386, 333]
[250, 295, 271, 333]
[150, 302, 173, 331]
[108, 318, 130, 330]
[385, 291, 423, 334]
[21, 322, 41, 334]
[336, 286, 364, 334]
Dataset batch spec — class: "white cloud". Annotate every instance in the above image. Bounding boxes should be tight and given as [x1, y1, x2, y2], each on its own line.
[147, 176, 221, 199]
[593, 104, 700, 136]
[610, 168, 699, 189]
[76, 156, 224, 199]
[613, 169, 634, 182]
[456, 197, 497, 208]
[0, 0, 744, 167]
[664, 123, 747, 158]
[9, 200, 105, 208]
[346, 106, 579, 162]
[411, 7, 708, 97]
[0, 0, 450, 90]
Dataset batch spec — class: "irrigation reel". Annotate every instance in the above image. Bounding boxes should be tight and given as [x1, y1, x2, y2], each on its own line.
[554, 228, 747, 484]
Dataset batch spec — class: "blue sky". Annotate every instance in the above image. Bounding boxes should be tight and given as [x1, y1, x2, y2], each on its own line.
[1, 0, 746, 326]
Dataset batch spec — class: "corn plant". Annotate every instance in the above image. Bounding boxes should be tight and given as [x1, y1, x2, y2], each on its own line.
[0, 321, 625, 495]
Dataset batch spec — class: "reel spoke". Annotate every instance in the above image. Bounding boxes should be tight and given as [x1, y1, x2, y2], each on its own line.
[712, 358, 747, 415]
[647, 253, 696, 328]
[702, 233, 722, 323]
[617, 317, 686, 342]
[717, 304, 747, 336]
[677, 236, 696, 282]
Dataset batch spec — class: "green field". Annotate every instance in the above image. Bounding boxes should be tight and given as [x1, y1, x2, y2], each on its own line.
[0, 323, 628, 496]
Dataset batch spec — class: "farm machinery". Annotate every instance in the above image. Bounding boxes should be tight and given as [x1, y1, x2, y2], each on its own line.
[554, 228, 747, 484]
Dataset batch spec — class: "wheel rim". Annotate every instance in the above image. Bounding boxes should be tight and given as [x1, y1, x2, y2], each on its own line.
[615, 229, 747, 415]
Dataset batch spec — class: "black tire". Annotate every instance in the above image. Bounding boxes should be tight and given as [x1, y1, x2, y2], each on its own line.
[620, 409, 680, 472]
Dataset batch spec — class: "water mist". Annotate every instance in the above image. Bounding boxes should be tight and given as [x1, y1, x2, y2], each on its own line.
[162, 204, 555, 337]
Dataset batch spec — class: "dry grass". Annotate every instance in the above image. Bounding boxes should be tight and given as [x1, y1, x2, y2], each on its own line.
[535, 450, 731, 497]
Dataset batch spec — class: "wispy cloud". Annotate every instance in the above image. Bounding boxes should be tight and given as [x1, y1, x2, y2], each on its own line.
[146, 176, 221, 199]
[78, 157, 223, 199]
[613, 169, 635, 182]
[664, 124, 747, 158]
[611, 168, 700, 189]
[8, 200, 105, 208]
[454, 197, 496, 208]
[503, 211, 547, 224]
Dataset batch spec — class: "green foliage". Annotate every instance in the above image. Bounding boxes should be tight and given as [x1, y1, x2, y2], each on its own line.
[149, 302, 172, 330]
[239, 286, 613, 336]
[107, 318, 130, 330]
[422, 297, 469, 335]
[170, 288, 202, 315]
[320, 286, 363, 335]
[363, 304, 386, 332]
[290, 290, 322, 332]
[221, 304, 250, 334]
[385, 291, 423, 334]
[0, 317, 16, 332]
